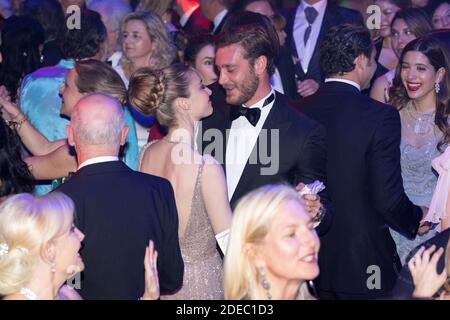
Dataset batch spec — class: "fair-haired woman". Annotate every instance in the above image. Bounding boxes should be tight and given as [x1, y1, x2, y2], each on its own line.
[128, 63, 232, 300]
[115, 11, 176, 149]
[0, 59, 139, 180]
[388, 35, 450, 263]
[0, 192, 160, 300]
[0, 192, 84, 300]
[224, 184, 319, 300]
[371, 8, 432, 103]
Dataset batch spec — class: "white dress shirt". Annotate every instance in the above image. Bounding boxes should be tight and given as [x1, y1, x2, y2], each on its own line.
[324, 78, 361, 91]
[270, 67, 285, 94]
[225, 89, 276, 200]
[213, 9, 228, 33]
[293, 0, 327, 74]
[78, 156, 119, 170]
[179, 3, 199, 27]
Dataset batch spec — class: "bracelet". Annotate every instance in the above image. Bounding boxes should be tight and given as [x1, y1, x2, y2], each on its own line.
[7, 115, 28, 130]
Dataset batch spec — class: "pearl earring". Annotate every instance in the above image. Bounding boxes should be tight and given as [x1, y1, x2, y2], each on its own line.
[50, 260, 56, 273]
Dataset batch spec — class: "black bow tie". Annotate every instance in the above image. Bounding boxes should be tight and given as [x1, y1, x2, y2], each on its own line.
[229, 94, 275, 126]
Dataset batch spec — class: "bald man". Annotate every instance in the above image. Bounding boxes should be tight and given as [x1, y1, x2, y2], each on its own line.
[56, 94, 183, 300]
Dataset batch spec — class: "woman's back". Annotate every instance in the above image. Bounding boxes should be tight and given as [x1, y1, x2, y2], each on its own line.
[139, 140, 224, 299]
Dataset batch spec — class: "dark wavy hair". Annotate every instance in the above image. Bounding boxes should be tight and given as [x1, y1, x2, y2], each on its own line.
[217, 11, 279, 76]
[391, 8, 432, 39]
[184, 33, 215, 66]
[0, 15, 45, 102]
[0, 118, 34, 198]
[320, 24, 373, 77]
[389, 36, 450, 152]
[62, 9, 106, 60]
[21, 0, 65, 44]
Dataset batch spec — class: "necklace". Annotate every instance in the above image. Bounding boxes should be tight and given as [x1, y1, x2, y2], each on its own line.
[405, 101, 436, 135]
[19, 287, 40, 300]
[162, 137, 194, 148]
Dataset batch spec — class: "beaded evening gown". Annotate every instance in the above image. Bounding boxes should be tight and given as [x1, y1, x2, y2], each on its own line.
[140, 143, 223, 299]
[390, 101, 441, 264]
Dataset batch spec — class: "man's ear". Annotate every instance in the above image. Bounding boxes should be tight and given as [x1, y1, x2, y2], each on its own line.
[254, 55, 268, 76]
[354, 54, 367, 72]
[120, 125, 129, 146]
[66, 125, 75, 147]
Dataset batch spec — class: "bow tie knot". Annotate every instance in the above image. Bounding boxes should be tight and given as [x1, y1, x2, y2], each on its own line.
[229, 94, 275, 126]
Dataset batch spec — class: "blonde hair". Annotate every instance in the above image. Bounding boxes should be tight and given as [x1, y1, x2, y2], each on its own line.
[127, 63, 193, 128]
[120, 12, 175, 70]
[223, 184, 303, 300]
[0, 192, 74, 296]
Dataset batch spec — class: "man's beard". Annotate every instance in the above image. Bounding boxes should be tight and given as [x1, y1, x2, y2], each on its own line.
[226, 67, 259, 106]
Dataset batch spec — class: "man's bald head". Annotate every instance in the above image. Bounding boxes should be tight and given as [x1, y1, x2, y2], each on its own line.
[70, 93, 125, 147]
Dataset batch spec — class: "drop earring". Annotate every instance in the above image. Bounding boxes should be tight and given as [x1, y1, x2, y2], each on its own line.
[50, 260, 56, 273]
[435, 81, 441, 94]
[258, 265, 272, 300]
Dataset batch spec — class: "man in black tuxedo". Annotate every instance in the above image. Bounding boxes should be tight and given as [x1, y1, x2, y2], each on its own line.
[297, 24, 424, 299]
[199, 0, 230, 34]
[57, 94, 183, 300]
[282, 0, 363, 98]
[174, 0, 211, 33]
[200, 11, 331, 235]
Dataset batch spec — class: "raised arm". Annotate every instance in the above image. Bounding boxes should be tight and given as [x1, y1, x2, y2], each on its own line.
[25, 144, 78, 180]
[0, 96, 66, 155]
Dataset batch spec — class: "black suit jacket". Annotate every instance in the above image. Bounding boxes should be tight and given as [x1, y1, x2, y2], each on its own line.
[56, 161, 183, 300]
[392, 229, 450, 299]
[183, 7, 211, 34]
[275, 46, 300, 101]
[298, 81, 422, 299]
[283, 3, 364, 83]
[200, 84, 332, 236]
[212, 11, 230, 35]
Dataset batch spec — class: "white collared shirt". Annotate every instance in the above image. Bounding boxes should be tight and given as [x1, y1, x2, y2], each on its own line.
[180, 3, 199, 27]
[213, 9, 228, 33]
[78, 156, 119, 170]
[226, 89, 276, 200]
[293, 0, 327, 73]
[270, 67, 285, 94]
[324, 78, 361, 91]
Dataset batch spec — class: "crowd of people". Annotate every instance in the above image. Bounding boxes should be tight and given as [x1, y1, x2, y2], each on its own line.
[0, 0, 450, 300]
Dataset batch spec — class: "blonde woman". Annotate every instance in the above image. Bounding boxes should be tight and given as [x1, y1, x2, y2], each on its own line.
[128, 64, 232, 299]
[0, 192, 84, 300]
[115, 11, 176, 149]
[0, 192, 160, 300]
[224, 184, 320, 300]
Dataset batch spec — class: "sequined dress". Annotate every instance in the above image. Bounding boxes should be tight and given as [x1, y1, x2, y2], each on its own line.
[390, 102, 441, 264]
[160, 159, 224, 300]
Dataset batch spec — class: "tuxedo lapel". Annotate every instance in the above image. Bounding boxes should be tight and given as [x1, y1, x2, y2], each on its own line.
[230, 93, 292, 204]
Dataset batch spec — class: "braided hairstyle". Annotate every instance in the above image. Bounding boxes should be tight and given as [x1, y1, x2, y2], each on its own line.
[127, 64, 193, 129]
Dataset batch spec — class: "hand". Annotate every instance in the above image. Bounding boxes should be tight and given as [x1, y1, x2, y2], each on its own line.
[142, 240, 160, 300]
[297, 79, 319, 97]
[418, 222, 432, 235]
[296, 182, 322, 219]
[0, 85, 11, 101]
[0, 94, 21, 121]
[409, 245, 448, 299]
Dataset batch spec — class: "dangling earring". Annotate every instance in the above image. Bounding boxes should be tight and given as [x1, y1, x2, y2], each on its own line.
[50, 260, 56, 273]
[435, 81, 441, 94]
[258, 265, 272, 300]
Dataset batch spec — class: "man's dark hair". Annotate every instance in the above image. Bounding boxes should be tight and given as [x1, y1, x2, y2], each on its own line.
[217, 11, 279, 76]
[320, 24, 373, 77]
[62, 9, 107, 60]
[21, 0, 65, 44]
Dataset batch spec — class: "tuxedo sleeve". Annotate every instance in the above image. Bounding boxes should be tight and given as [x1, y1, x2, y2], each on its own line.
[295, 123, 333, 236]
[368, 107, 421, 239]
[157, 180, 184, 294]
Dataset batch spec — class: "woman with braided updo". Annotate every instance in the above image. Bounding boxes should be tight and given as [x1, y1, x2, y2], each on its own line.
[128, 63, 232, 300]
